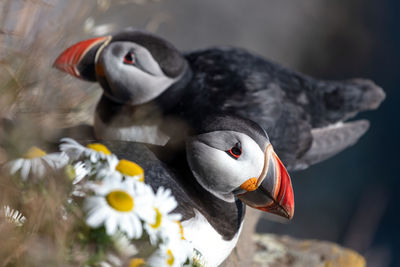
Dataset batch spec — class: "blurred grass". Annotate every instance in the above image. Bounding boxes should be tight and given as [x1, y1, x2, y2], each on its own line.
[0, 1, 158, 265]
[0, 0, 98, 127]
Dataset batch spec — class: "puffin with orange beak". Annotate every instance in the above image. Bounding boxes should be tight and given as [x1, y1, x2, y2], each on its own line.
[53, 28, 385, 171]
[101, 115, 294, 267]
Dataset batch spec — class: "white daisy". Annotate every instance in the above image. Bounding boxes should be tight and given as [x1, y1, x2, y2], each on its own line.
[84, 178, 155, 239]
[7, 146, 69, 181]
[115, 159, 145, 182]
[60, 138, 120, 182]
[60, 138, 116, 163]
[2, 205, 26, 226]
[144, 187, 182, 245]
[147, 238, 193, 267]
[98, 158, 145, 183]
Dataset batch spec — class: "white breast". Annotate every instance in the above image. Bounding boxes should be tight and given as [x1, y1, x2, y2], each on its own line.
[94, 113, 170, 146]
[182, 210, 243, 267]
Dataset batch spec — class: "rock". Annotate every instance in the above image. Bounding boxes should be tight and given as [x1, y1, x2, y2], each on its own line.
[253, 234, 366, 267]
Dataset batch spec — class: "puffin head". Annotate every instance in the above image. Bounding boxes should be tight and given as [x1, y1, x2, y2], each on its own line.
[186, 115, 295, 219]
[53, 28, 186, 105]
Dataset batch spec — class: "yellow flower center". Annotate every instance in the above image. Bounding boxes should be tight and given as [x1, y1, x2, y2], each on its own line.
[86, 143, 111, 155]
[116, 159, 144, 182]
[167, 249, 175, 266]
[106, 190, 134, 212]
[23, 146, 47, 159]
[129, 258, 146, 267]
[175, 220, 185, 240]
[150, 208, 162, 229]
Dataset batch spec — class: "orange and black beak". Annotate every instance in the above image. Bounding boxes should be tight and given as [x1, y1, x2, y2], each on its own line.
[53, 36, 111, 81]
[238, 144, 294, 219]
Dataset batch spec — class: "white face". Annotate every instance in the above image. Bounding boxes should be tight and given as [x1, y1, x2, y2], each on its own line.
[97, 41, 178, 105]
[186, 131, 266, 198]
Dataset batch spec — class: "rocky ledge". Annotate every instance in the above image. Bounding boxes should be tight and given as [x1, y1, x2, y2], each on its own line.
[252, 234, 366, 267]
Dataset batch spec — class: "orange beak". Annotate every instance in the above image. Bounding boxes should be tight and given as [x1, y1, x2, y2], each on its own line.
[238, 145, 294, 219]
[53, 36, 111, 79]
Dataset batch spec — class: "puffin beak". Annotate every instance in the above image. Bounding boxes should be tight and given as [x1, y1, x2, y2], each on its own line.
[238, 144, 294, 219]
[53, 36, 111, 79]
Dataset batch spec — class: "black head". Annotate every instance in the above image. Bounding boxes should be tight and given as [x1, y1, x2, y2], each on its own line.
[54, 28, 187, 105]
[186, 115, 294, 219]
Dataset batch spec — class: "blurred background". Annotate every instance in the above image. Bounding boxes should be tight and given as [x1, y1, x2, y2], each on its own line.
[0, 0, 398, 266]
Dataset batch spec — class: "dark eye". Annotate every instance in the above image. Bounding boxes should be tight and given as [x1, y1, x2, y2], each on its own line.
[227, 142, 242, 159]
[123, 52, 135, 65]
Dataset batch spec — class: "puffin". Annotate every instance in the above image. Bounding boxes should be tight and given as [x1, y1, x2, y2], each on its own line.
[53, 28, 385, 170]
[96, 115, 295, 267]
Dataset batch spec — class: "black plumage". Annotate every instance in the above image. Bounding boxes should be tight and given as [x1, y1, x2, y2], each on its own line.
[171, 47, 385, 169]
[54, 30, 385, 170]
[102, 140, 244, 240]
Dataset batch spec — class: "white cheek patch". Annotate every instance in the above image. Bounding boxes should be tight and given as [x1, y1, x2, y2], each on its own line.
[218, 136, 265, 191]
[101, 42, 179, 105]
[106, 60, 177, 105]
[233, 139, 265, 185]
[188, 133, 265, 195]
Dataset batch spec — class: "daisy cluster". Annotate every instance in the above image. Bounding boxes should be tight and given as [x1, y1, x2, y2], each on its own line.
[4, 138, 195, 267]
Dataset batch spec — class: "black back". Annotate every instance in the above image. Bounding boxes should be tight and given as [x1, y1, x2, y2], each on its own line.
[163, 47, 383, 168]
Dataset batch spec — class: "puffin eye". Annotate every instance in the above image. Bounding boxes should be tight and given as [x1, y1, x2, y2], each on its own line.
[123, 52, 135, 65]
[227, 142, 242, 159]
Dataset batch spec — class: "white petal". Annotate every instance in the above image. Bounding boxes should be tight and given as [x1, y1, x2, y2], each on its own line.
[105, 215, 118, 236]
[90, 152, 98, 163]
[130, 214, 143, 239]
[35, 160, 46, 177]
[84, 197, 103, 211]
[119, 215, 134, 238]
[43, 152, 69, 169]
[20, 160, 31, 180]
[9, 159, 23, 174]
[86, 207, 109, 227]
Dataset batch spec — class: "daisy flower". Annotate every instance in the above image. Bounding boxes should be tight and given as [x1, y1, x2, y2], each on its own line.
[99, 158, 144, 183]
[84, 178, 155, 239]
[144, 187, 182, 245]
[60, 138, 120, 182]
[60, 138, 116, 163]
[147, 238, 193, 267]
[7, 146, 69, 180]
[115, 159, 144, 182]
[2, 205, 26, 226]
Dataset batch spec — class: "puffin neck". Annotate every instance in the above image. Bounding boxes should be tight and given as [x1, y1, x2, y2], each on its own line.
[153, 62, 193, 112]
[96, 64, 192, 125]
